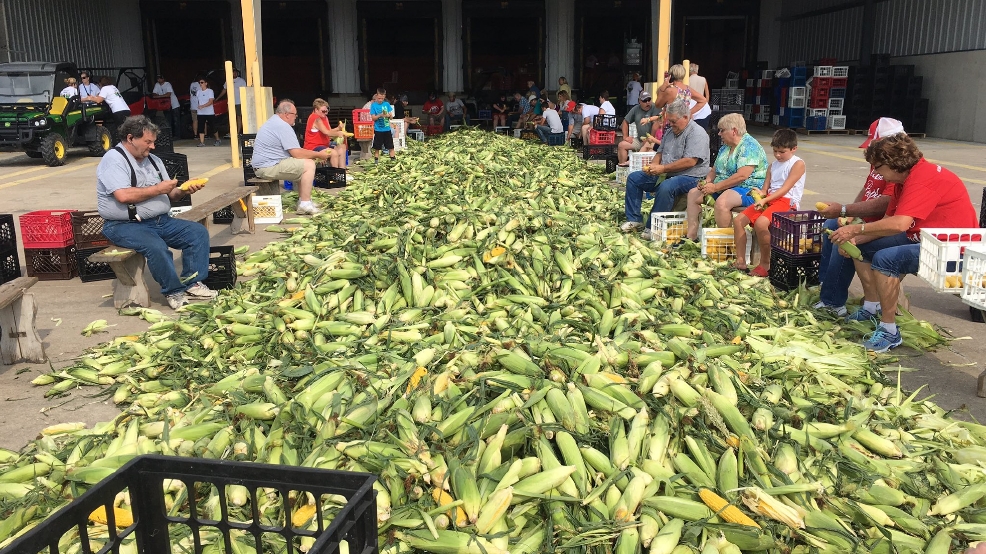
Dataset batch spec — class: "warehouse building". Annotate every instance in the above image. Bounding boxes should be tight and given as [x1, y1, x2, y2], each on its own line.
[0, 0, 982, 141]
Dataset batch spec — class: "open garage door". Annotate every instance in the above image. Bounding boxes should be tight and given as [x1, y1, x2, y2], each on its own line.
[261, 1, 327, 104]
[576, 0, 649, 108]
[463, 0, 544, 102]
[358, 1, 441, 99]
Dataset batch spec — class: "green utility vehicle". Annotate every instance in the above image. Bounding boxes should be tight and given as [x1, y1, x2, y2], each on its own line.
[0, 61, 112, 166]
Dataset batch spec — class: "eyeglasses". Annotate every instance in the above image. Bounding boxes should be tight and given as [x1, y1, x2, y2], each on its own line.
[873, 164, 886, 171]
[320, 109, 328, 114]
[199, 81, 207, 85]
[81, 75, 89, 79]
[286, 111, 298, 116]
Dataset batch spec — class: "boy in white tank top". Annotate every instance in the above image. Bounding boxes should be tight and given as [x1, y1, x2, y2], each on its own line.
[732, 129, 806, 276]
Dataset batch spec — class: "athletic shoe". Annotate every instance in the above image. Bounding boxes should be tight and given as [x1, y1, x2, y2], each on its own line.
[196, 143, 205, 148]
[640, 229, 654, 241]
[620, 221, 643, 232]
[185, 282, 218, 299]
[812, 301, 848, 317]
[214, 140, 221, 146]
[346, 174, 354, 182]
[166, 292, 188, 310]
[846, 307, 881, 323]
[296, 203, 321, 215]
[863, 327, 903, 353]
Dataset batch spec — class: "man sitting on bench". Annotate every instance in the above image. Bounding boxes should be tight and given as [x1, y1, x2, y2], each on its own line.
[97, 115, 216, 310]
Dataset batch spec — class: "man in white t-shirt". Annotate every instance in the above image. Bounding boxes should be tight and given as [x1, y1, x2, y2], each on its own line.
[598, 91, 616, 115]
[83, 77, 131, 140]
[534, 101, 564, 144]
[218, 68, 248, 133]
[626, 73, 642, 109]
[189, 76, 203, 137]
[578, 103, 601, 139]
[152, 75, 181, 136]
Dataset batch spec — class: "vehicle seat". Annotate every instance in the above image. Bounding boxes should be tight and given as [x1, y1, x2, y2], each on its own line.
[50, 96, 68, 116]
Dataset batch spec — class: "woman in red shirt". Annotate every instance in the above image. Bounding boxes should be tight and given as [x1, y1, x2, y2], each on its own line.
[831, 134, 978, 352]
[303, 99, 347, 169]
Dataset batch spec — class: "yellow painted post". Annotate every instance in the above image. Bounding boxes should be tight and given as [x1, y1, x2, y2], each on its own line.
[225, 61, 240, 168]
[683, 60, 690, 86]
[241, 0, 258, 87]
[656, 0, 672, 82]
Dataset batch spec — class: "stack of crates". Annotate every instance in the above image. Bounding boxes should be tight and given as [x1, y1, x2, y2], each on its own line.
[202, 246, 237, 291]
[777, 66, 807, 128]
[768, 210, 825, 290]
[71, 211, 114, 282]
[352, 109, 374, 140]
[20, 210, 78, 280]
[0, 214, 19, 286]
[744, 70, 773, 124]
[240, 134, 257, 182]
[583, 114, 618, 170]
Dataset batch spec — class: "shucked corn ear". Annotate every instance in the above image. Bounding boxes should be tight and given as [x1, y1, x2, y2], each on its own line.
[815, 202, 829, 211]
[740, 487, 804, 529]
[179, 177, 208, 191]
[699, 488, 760, 528]
[89, 506, 133, 528]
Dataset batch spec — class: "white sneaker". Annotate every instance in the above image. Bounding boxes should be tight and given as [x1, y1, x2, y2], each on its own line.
[346, 174, 354, 182]
[620, 221, 643, 232]
[640, 229, 654, 241]
[166, 292, 188, 310]
[296, 202, 321, 215]
[185, 282, 218, 299]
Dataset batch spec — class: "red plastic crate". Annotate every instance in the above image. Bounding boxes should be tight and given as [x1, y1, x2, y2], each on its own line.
[352, 109, 372, 123]
[769, 210, 826, 257]
[25, 245, 78, 281]
[809, 97, 830, 109]
[354, 122, 374, 140]
[814, 77, 832, 88]
[812, 86, 830, 99]
[424, 125, 443, 136]
[19, 210, 76, 248]
[832, 77, 848, 88]
[588, 129, 616, 145]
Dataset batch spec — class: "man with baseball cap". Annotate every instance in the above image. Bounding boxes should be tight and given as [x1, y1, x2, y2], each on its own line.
[813, 118, 906, 317]
[617, 90, 661, 166]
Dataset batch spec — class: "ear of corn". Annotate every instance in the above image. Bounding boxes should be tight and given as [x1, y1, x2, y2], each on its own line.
[88, 506, 134, 528]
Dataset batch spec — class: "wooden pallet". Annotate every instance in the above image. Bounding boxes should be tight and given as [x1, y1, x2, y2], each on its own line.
[797, 128, 854, 135]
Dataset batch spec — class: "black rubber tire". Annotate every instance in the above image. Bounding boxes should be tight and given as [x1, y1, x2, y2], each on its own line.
[88, 126, 112, 157]
[25, 150, 43, 159]
[40, 133, 68, 166]
[155, 126, 174, 154]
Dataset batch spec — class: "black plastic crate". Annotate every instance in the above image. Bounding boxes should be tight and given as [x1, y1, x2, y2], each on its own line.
[75, 246, 115, 282]
[70, 210, 111, 249]
[203, 245, 237, 290]
[25, 245, 77, 281]
[213, 207, 235, 224]
[582, 143, 617, 160]
[769, 247, 821, 291]
[314, 166, 347, 189]
[154, 126, 174, 154]
[156, 152, 189, 185]
[2, 455, 378, 554]
[592, 114, 618, 131]
[0, 248, 20, 285]
[769, 210, 826, 257]
[0, 214, 15, 254]
[570, 135, 583, 149]
[240, 133, 257, 151]
[170, 193, 192, 208]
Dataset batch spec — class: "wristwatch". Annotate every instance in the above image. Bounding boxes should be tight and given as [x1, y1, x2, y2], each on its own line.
[840, 205, 847, 217]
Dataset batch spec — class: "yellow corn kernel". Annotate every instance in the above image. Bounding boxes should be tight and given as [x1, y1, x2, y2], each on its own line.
[407, 366, 428, 393]
[89, 506, 134, 528]
[699, 488, 761, 528]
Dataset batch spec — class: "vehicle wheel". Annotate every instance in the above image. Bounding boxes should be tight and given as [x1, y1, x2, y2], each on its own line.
[25, 150, 43, 159]
[155, 126, 174, 153]
[88, 126, 112, 157]
[40, 133, 68, 166]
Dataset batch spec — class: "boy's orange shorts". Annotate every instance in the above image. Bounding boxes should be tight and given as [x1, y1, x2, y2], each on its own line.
[741, 197, 793, 225]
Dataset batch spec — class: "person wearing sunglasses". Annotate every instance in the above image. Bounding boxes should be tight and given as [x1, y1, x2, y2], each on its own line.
[617, 90, 660, 166]
[195, 78, 221, 147]
[78, 73, 99, 97]
[303, 98, 347, 169]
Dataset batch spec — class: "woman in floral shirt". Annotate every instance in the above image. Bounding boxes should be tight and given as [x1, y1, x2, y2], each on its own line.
[684, 113, 768, 241]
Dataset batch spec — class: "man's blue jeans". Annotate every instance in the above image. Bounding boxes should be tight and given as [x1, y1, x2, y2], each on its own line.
[625, 171, 700, 228]
[819, 218, 856, 307]
[102, 215, 211, 297]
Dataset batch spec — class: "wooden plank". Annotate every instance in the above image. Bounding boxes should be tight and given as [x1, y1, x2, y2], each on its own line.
[0, 277, 38, 311]
[0, 289, 46, 364]
[175, 186, 259, 226]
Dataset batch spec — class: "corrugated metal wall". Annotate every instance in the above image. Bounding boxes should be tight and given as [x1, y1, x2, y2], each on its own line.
[774, 0, 986, 64]
[2, 0, 143, 66]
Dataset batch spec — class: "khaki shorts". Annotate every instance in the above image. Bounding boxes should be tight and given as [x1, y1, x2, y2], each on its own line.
[625, 137, 643, 151]
[255, 158, 306, 181]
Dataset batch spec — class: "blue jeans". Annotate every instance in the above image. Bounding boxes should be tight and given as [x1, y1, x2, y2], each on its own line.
[819, 218, 856, 307]
[102, 215, 211, 296]
[855, 233, 920, 279]
[535, 125, 553, 143]
[625, 172, 700, 228]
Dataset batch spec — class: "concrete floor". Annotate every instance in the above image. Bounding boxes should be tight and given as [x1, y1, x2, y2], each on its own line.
[0, 132, 984, 451]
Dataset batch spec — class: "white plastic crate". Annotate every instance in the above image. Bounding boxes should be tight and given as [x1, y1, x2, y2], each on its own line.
[917, 228, 986, 293]
[833, 66, 849, 78]
[828, 115, 847, 130]
[725, 79, 739, 89]
[789, 97, 806, 109]
[761, 70, 774, 79]
[813, 66, 834, 77]
[961, 247, 986, 311]
[408, 129, 425, 141]
[827, 109, 843, 116]
[701, 228, 753, 264]
[391, 119, 406, 139]
[393, 135, 407, 152]
[628, 122, 638, 138]
[615, 165, 630, 186]
[827, 98, 844, 111]
[450, 125, 462, 131]
[169, 206, 192, 217]
[774, 68, 792, 78]
[513, 129, 523, 138]
[746, 79, 754, 87]
[253, 195, 284, 224]
[494, 126, 511, 135]
[650, 212, 688, 243]
[629, 151, 657, 173]
[790, 86, 807, 98]
[772, 115, 780, 126]
[810, 108, 829, 117]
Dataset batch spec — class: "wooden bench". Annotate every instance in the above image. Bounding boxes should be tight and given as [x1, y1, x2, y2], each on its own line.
[0, 277, 46, 364]
[89, 248, 149, 309]
[247, 177, 280, 196]
[176, 187, 259, 235]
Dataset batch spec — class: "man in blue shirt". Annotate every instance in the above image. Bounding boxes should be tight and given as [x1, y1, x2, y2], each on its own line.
[369, 88, 396, 163]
